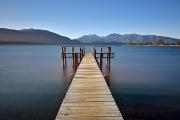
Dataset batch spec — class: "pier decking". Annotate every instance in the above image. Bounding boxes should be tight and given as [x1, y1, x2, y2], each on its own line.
[55, 53, 123, 120]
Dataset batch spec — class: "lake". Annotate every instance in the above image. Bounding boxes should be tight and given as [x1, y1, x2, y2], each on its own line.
[0, 45, 180, 120]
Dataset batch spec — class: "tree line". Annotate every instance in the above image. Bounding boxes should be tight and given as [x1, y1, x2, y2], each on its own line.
[128, 39, 180, 46]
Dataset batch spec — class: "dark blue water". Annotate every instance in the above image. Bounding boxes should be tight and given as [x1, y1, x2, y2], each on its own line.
[0, 45, 69, 120]
[108, 46, 180, 120]
[0, 45, 180, 120]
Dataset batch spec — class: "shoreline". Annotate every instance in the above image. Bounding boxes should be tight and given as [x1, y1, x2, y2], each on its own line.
[128, 45, 180, 47]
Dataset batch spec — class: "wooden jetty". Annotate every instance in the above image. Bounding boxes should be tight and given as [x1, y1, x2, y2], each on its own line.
[55, 53, 124, 120]
[61, 46, 114, 71]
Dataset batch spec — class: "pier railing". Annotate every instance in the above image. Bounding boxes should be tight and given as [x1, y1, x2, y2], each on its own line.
[61, 46, 115, 82]
[61, 46, 85, 70]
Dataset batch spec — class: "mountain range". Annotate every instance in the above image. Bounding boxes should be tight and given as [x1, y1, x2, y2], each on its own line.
[0, 28, 179, 44]
[76, 34, 180, 44]
[0, 28, 81, 44]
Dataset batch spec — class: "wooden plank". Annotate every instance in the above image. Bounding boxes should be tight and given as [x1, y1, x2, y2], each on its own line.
[59, 106, 119, 112]
[63, 97, 114, 102]
[55, 53, 123, 120]
[59, 110, 121, 117]
[68, 86, 110, 90]
[56, 117, 124, 120]
[61, 102, 117, 107]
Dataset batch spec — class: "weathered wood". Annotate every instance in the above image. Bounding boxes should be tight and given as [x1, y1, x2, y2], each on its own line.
[62, 53, 115, 58]
[61, 101, 117, 107]
[80, 48, 82, 61]
[55, 53, 123, 120]
[72, 47, 75, 68]
[63, 47, 67, 66]
[75, 53, 78, 70]
[56, 117, 124, 120]
[61, 46, 64, 58]
[99, 48, 103, 70]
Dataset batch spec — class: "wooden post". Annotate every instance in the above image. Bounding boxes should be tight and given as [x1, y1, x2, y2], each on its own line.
[105, 47, 111, 84]
[94, 48, 96, 60]
[76, 53, 78, 69]
[75, 53, 77, 70]
[61, 46, 64, 58]
[99, 48, 103, 70]
[106, 48, 109, 64]
[80, 48, 82, 61]
[61, 46, 66, 67]
[63, 47, 66, 66]
[108, 47, 111, 66]
[106, 47, 111, 70]
[61, 46, 65, 68]
[108, 47, 111, 54]
[81, 49, 84, 58]
[81, 48, 84, 61]
[82, 48, 84, 59]
[72, 47, 74, 68]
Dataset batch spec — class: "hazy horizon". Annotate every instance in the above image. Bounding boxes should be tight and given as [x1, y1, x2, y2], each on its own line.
[1, 27, 180, 40]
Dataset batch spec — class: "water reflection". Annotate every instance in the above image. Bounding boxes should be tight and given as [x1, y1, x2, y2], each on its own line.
[61, 62, 76, 85]
[60, 46, 85, 84]
[1, 45, 179, 120]
[105, 63, 111, 85]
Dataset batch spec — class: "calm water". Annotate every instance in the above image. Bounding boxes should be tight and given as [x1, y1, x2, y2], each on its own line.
[0, 45, 180, 120]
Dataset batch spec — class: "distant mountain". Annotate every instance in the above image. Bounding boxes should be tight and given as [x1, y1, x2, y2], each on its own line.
[0, 28, 82, 44]
[1, 28, 179, 45]
[77, 33, 180, 44]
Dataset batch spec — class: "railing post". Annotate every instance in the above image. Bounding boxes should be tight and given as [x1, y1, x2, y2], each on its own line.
[94, 48, 96, 60]
[62, 46, 65, 68]
[63, 47, 66, 66]
[76, 53, 78, 66]
[99, 48, 103, 70]
[72, 47, 74, 68]
[80, 48, 82, 61]
[106, 48, 109, 64]
[81, 48, 83, 61]
[82, 48, 84, 58]
[105, 47, 111, 84]
[108, 47, 111, 65]
[74, 53, 77, 70]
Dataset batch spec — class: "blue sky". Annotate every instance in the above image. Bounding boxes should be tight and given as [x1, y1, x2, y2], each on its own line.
[0, 0, 180, 39]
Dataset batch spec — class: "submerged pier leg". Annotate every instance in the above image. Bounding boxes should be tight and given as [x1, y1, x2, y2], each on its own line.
[105, 62, 110, 84]
[74, 53, 78, 71]
[105, 47, 111, 83]
[106, 47, 111, 66]
[108, 47, 111, 69]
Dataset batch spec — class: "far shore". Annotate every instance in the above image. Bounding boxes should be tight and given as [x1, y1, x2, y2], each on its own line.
[128, 45, 180, 47]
